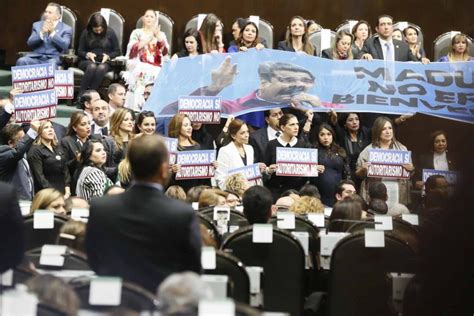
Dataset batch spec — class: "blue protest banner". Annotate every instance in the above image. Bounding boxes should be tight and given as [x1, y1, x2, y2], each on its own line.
[368, 149, 411, 179]
[144, 49, 474, 123]
[422, 169, 458, 184]
[276, 147, 318, 177]
[11, 63, 55, 93]
[175, 150, 216, 179]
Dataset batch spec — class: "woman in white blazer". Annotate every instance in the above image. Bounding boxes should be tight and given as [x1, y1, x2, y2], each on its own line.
[216, 119, 264, 189]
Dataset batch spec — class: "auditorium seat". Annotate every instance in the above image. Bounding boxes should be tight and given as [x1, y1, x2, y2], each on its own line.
[433, 31, 474, 61]
[62, 9, 126, 98]
[308, 29, 337, 57]
[23, 214, 68, 251]
[197, 212, 221, 247]
[25, 246, 90, 271]
[221, 226, 306, 316]
[203, 250, 250, 304]
[135, 10, 175, 53]
[335, 19, 359, 33]
[394, 21, 424, 49]
[325, 231, 417, 316]
[70, 277, 158, 313]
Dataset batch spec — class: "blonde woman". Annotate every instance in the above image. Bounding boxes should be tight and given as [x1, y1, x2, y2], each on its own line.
[27, 120, 70, 197]
[438, 33, 473, 62]
[30, 188, 66, 215]
[289, 196, 324, 215]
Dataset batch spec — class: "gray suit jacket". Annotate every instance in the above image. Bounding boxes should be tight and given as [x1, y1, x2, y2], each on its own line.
[359, 37, 417, 61]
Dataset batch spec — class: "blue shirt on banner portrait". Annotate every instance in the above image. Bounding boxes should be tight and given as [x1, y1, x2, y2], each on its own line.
[175, 150, 216, 180]
[276, 147, 318, 177]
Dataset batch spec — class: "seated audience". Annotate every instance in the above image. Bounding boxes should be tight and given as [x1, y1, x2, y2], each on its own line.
[77, 13, 120, 97]
[30, 188, 66, 215]
[16, 3, 72, 67]
[368, 198, 388, 215]
[199, 13, 225, 53]
[392, 28, 403, 41]
[328, 198, 363, 232]
[27, 120, 71, 197]
[229, 17, 246, 47]
[335, 179, 357, 202]
[423, 174, 450, 211]
[368, 181, 410, 216]
[289, 196, 324, 215]
[275, 196, 296, 211]
[186, 185, 210, 204]
[0, 122, 39, 200]
[224, 173, 250, 198]
[243, 185, 274, 224]
[198, 189, 227, 209]
[123, 9, 169, 111]
[26, 275, 80, 315]
[322, 31, 354, 60]
[75, 138, 112, 201]
[90, 99, 110, 136]
[157, 272, 212, 314]
[172, 28, 203, 58]
[225, 190, 241, 207]
[277, 16, 316, 55]
[165, 185, 187, 201]
[77, 89, 100, 120]
[438, 33, 473, 62]
[299, 183, 321, 200]
[56, 220, 86, 253]
[64, 196, 89, 213]
[228, 21, 265, 52]
[403, 26, 430, 63]
[351, 20, 371, 58]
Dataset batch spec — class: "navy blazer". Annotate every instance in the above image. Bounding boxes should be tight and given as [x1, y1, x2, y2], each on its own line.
[359, 37, 417, 61]
[249, 127, 269, 163]
[26, 20, 72, 58]
[86, 184, 202, 292]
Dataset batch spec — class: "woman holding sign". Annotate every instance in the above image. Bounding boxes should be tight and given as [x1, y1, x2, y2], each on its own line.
[264, 113, 311, 201]
[310, 123, 350, 206]
[215, 119, 262, 189]
[356, 116, 414, 208]
[167, 113, 212, 193]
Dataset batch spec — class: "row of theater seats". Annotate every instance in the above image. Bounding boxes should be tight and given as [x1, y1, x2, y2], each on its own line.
[48, 7, 473, 60]
[7, 205, 421, 315]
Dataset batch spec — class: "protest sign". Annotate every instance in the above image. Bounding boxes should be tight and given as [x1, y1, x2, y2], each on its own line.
[54, 70, 74, 99]
[276, 147, 318, 177]
[228, 163, 262, 186]
[11, 63, 55, 93]
[178, 95, 221, 124]
[13, 89, 57, 123]
[164, 137, 178, 164]
[367, 149, 411, 179]
[175, 150, 216, 179]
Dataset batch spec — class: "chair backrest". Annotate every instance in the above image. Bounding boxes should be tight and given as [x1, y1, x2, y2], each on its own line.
[25, 247, 90, 270]
[197, 213, 221, 247]
[93, 9, 125, 54]
[23, 214, 68, 251]
[61, 6, 77, 51]
[393, 21, 424, 48]
[327, 231, 417, 316]
[200, 208, 250, 228]
[221, 226, 306, 316]
[204, 250, 250, 304]
[135, 11, 174, 52]
[71, 278, 157, 313]
[433, 31, 474, 61]
[258, 18, 274, 49]
[335, 20, 358, 34]
[308, 29, 337, 56]
[346, 217, 420, 253]
[185, 14, 201, 33]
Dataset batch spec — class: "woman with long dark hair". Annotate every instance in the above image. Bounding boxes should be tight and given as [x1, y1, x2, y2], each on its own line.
[75, 138, 112, 201]
[172, 29, 203, 58]
[77, 13, 120, 97]
[199, 13, 225, 53]
[277, 16, 315, 55]
[310, 123, 350, 206]
[228, 21, 265, 52]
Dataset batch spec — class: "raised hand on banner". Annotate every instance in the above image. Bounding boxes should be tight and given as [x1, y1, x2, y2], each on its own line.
[290, 93, 322, 109]
[403, 163, 414, 172]
[207, 57, 238, 93]
[259, 163, 267, 173]
[171, 164, 181, 173]
[30, 120, 41, 132]
[361, 53, 373, 61]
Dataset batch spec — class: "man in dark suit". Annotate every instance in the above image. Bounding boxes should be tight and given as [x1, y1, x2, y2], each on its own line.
[249, 108, 283, 163]
[0, 122, 39, 200]
[359, 14, 417, 62]
[16, 3, 72, 67]
[0, 182, 24, 273]
[86, 135, 201, 292]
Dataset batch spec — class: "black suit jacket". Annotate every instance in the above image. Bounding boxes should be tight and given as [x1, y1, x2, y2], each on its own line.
[0, 182, 24, 273]
[249, 127, 269, 163]
[415, 152, 456, 181]
[359, 37, 417, 61]
[86, 184, 202, 292]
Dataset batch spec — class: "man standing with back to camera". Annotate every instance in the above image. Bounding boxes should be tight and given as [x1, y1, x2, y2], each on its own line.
[86, 135, 201, 292]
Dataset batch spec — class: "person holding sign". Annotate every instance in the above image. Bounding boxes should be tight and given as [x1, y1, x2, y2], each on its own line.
[168, 113, 212, 192]
[322, 31, 354, 60]
[123, 9, 169, 111]
[77, 13, 121, 97]
[228, 21, 265, 52]
[16, 3, 72, 67]
[27, 120, 71, 198]
[351, 20, 372, 59]
[310, 123, 350, 206]
[277, 16, 316, 55]
[264, 113, 310, 201]
[356, 116, 414, 207]
[215, 119, 263, 189]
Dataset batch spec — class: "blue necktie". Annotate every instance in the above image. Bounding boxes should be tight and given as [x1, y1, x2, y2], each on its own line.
[385, 42, 394, 61]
